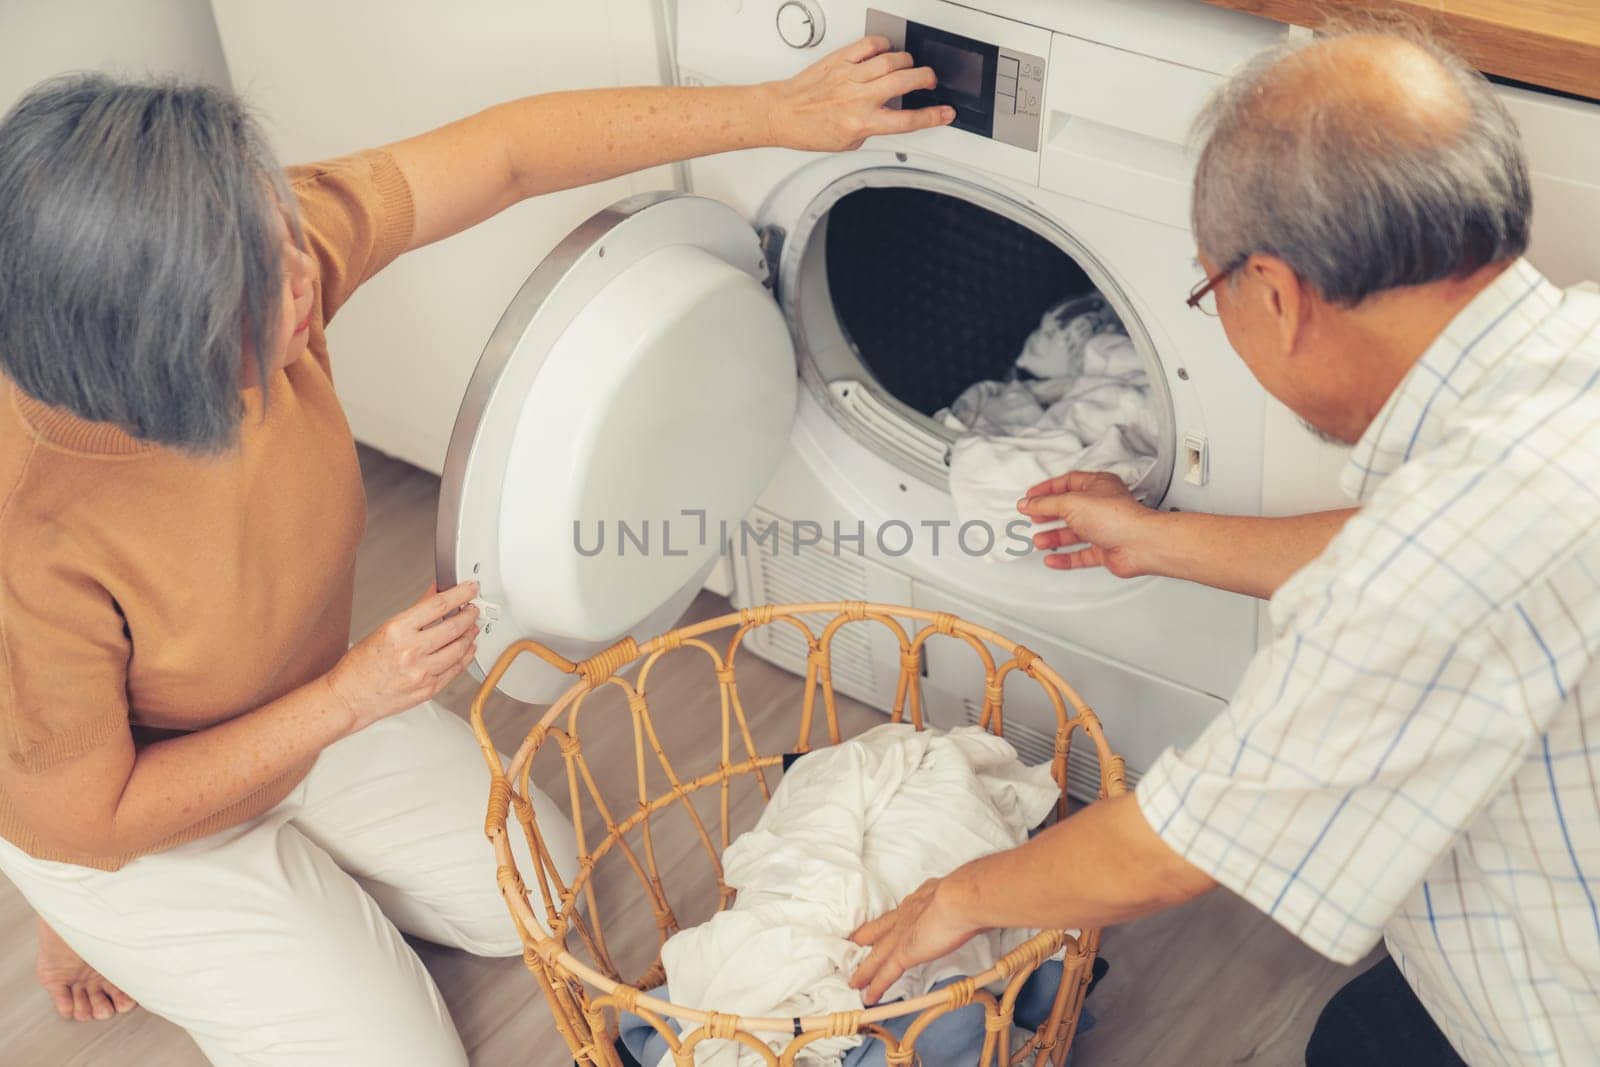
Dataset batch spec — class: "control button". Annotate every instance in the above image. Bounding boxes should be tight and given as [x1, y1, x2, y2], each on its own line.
[997, 73, 1017, 97]
[775, 1, 825, 48]
[999, 55, 1020, 80]
[997, 92, 1016, 115]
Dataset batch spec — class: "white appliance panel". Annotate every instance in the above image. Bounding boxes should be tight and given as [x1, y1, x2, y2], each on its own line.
[910, 580, 1227, 793]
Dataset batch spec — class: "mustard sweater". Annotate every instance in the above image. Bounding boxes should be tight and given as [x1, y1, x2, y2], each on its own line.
[0, 150, 414, 870]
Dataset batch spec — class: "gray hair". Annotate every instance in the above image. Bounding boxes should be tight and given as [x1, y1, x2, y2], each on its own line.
[1191, 31, 1531, 306]
[0, 74, 296, 451]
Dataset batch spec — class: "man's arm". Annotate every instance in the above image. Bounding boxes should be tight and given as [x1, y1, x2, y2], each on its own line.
[848, 792, 1214, 1004]
[1019, 471, 1356, 600]
[1134, 509, 1356, 599]
[854, 540, 1545, 1002]
[384, 37, 950, 253]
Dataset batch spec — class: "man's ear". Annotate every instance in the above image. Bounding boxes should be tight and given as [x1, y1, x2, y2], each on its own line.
[1243, 254, 1309, 358]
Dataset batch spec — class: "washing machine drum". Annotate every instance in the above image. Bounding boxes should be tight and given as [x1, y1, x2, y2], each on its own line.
[437, 193, 796, 703]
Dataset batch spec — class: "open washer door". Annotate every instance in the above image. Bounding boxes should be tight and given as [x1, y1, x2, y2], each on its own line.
[437, 193, 797, 703]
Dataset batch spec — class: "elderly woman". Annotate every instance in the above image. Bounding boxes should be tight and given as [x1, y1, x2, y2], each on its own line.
[0, 39, 950, 1064]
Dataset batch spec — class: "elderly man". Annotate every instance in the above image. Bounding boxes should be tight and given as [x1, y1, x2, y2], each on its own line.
[849, 30, 1600, 1067]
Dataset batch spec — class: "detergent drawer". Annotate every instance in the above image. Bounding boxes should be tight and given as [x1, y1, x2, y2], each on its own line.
[1038, 33, 1217, 228]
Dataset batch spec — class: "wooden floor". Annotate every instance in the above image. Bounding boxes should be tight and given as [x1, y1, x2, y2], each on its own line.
[1, 445, 1376, 1066]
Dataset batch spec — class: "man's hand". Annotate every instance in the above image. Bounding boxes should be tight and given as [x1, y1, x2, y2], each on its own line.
[765, 36, 955, 152]
[1017, 471, 1162, 577]
[1019, 471, 1357, 597]
[849, 796, 1216, 1009]
[848, 877, 983, 1005]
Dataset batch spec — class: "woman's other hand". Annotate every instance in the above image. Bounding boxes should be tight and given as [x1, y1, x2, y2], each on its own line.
[765, 36, 955, 152]
[325, 581, 480, 732]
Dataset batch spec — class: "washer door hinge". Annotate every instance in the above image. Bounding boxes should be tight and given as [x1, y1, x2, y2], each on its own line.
[758, 224, 786, 294]
[468, 596, 504, 633]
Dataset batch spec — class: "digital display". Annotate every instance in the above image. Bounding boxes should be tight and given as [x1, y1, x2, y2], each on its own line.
[865, 8, 1041, 149]
[902, 19, 999, 138]
[918, 38, 984, 98]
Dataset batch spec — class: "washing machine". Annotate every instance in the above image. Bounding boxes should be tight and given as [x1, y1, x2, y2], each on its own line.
[437, 0, 1349, 798]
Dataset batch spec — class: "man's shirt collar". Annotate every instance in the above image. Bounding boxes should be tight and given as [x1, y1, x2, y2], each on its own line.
[1341, 258, 1563, 501]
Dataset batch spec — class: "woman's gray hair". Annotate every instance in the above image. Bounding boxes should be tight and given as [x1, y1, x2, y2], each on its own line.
[0, 74, 296, 451]
[1191, 31, 1531, 306]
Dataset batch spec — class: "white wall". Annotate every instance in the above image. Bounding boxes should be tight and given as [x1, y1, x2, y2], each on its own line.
[210, 0, 679, 475]
[0, 0, 230, 109]
[2, 0, 675, 476]
[1497, 84, 1600, 292]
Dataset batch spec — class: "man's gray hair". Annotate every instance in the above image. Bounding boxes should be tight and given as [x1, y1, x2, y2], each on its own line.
[0, 74, 296, 451]
[1191, 32, 1531, 306]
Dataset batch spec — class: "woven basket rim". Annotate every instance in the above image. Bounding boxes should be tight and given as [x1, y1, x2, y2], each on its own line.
[471, 601, 1126, 1038]
[531, 926, 1084, 1032]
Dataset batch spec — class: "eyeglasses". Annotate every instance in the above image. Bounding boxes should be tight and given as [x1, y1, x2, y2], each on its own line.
[1186, 258, 1244, 317]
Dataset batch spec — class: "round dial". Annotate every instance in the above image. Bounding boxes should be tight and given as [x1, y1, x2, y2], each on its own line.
[775, 1, 825, 49]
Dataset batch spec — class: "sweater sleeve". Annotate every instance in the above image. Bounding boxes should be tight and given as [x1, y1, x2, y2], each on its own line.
[285, 149, 416, 328]
[0, 547, 132, 774]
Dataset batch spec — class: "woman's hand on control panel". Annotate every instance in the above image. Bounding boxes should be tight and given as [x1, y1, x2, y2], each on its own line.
[763, 35, 955, 152]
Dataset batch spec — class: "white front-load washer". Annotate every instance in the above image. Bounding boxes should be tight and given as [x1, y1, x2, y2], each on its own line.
[437, 0, 1349, 799]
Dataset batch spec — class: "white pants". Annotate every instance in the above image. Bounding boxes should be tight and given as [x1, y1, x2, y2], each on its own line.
[0, 701, 575, 1067]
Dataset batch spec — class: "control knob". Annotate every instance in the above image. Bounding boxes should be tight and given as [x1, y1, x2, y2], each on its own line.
[775, 1, 825, 49]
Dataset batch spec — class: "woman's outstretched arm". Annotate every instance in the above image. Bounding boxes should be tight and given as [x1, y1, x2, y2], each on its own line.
[384, 36, 953, 252]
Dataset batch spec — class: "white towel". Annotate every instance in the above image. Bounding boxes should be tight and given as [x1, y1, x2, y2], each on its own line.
[939, 307, 1163, 562]
[1012, 294, 1123, 380]
[655, 724, 1061, 1067]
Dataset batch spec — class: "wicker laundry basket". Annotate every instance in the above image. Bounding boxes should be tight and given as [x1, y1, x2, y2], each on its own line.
[469, 602, 1127, 1067]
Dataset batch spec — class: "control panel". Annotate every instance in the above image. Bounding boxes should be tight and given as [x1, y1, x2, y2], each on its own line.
[865, 7, 1045, 151]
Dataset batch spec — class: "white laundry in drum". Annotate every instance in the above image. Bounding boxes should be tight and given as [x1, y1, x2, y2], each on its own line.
[654, 723, 1063, 1067]
[938, 297, 1163, 562]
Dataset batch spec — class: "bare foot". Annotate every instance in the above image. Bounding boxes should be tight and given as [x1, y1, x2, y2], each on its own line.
[35, 918, 136, 1021]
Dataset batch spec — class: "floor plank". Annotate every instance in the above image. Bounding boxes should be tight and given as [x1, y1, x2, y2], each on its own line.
[0, 445, 1368, 1065]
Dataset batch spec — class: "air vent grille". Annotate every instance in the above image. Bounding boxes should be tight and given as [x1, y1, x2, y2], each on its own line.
[749, 521, 876, 702]
[962, 698, 1140, 803]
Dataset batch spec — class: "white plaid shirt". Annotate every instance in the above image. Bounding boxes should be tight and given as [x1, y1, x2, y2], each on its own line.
[1137, 258, 1600, 1065]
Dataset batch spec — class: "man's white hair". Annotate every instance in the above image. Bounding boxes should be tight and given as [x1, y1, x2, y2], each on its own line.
[1190, 30, 1531, 306]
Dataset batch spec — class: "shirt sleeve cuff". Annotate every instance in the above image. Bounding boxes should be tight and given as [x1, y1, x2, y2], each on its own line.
[363, 149, 415, 279]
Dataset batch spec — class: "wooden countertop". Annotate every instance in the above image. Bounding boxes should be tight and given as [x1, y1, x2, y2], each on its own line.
[1202, 1, 1600, 100]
